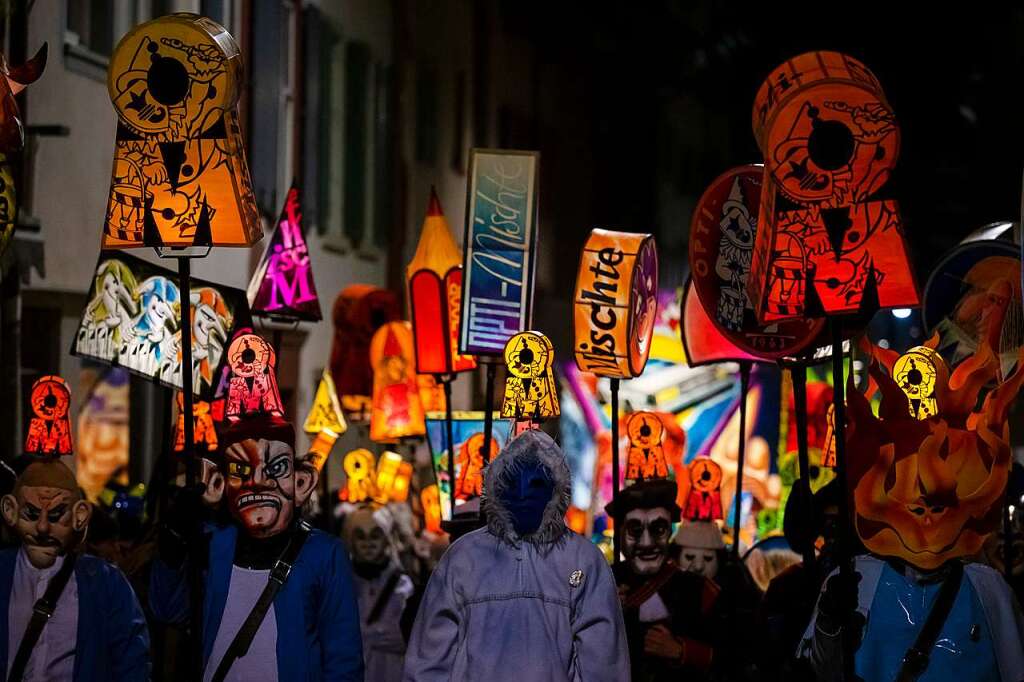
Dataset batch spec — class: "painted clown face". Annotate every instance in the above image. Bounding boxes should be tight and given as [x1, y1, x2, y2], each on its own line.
[224, 438, 315, 538]
[622, 507, 672, 576]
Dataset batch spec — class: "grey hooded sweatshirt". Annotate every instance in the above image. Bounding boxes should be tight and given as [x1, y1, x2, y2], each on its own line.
[403, 430, 629, 681]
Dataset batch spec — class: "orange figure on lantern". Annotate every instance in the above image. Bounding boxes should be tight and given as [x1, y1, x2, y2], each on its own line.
[369, 322, 426, 442]
[501, 331, 559, 420]
[848, 337, 1024, 570]
[684, 458, 723, 522]
[24, 376, 73, 456]
[407, 188, 477, 375]
[103, 14, 260, 248]
[225, 334, 284, 419]
[343, 449, 378, 504]
[421, 484, 443, 534]
[454, 433, 498, 501]
[173, 392, 218, 454]
[748, 52, 919, 322]
[625, 411, 669, 482]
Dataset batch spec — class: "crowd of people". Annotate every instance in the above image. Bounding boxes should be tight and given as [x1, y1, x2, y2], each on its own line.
[0, 413, 1022, 681]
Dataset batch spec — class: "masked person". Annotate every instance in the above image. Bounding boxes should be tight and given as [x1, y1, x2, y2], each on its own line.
[607, 479, 721, 682]
[403, 430, 628, 681]
[346, 506, 414, 681]
[674, 519, 725, 581]
[150, 415, 363, 681]
[0, 459, 150, 681]
[801, 350, 1024, 682]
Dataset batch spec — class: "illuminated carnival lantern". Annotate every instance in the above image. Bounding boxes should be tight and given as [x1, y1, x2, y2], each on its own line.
[624, 411, 669, 483]
[369, 322, 426, 442]
[24, 375, 72, 456]
[225, 333, 283, 420]
[302, 369, 348, 472]
[683, 458, 724, 523]
[501, 331, 559, 420]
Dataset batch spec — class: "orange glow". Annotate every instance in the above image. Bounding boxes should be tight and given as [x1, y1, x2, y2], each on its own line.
[369, 322, 426, 442]
[684, 457, 723, 522]
[173, 392, 218, 454]
[25, 375, 72, 456]
[343, 449, 378, 504]
[421, 485, 443, 534]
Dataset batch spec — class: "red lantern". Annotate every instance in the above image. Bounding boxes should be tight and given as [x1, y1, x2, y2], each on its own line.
[225, 334, 284, 420]
[25, 375, 72, 456]
[407, 189, 477, 375]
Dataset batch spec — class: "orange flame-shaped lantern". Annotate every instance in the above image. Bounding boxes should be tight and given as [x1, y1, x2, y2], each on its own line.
[748, 52, 919, 322]
[24, 375, 72, 456]
[684, 458, 723, 522]
[408, 189, 476, 376]
[501, 331, 559, 420]
[103, 14, 259, 248]
[225, 334, 283, 420]
[572, 229, 658, 378]
[849, 337, 1024, 570]
[369, 321, 426, 442]
[625, 411, 669, 483]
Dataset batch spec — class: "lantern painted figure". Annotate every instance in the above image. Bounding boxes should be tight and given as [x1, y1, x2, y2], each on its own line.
[455, 432, 497, 501]
[0, 459, 150, 679]
[683, 458, 723, 523]
[800, 340, 1024, 681]
[501, 331, 560, 420]
[625, 411, 669, 483]
[0, 44, 46, 262]
[161, 286, 232, 393]
[748, 52, 919, 322]
[330, 285, 401, 415]
[688, 166, 821, 357]
[103, 14, 260, 248]
[24, 375, 73, 456]
[573, 229, 659, 379]
[407, 188, 476, 375]
[892, 345, 947, 420]
[78, 259, 140, 360]
[173, 392, 218, 454]
[247, 183, 321, 322]
[120, 275, 180, 377]
[225, 333, 283, 419]
[369, 322, 426, 442]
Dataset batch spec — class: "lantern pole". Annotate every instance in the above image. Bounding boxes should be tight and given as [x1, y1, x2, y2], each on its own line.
[480, 360, 497, 466]
[731, 362, 751, 561]
[440, 375, 457, 519]
[789, 360, 816, 574]
[829, 320, 856, 682]
[610, 377, 621, 564]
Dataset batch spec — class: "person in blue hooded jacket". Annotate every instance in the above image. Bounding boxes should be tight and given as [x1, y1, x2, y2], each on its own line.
[403, 429, 629, 681]
[0, 458, 150, 681]
[149, 415, 363, 681]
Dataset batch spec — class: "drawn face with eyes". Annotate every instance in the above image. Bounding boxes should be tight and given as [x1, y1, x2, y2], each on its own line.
[222, 438, 316, 538]
[1, 463, 92, 569]
[678, 546, 719, 579]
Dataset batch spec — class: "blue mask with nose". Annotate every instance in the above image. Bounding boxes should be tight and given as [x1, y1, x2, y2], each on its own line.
[498, 457, 554, 537]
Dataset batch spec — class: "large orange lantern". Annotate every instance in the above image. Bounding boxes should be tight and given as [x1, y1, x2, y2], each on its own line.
[225, 334, 283, 420]
[572, 229, 658, 378]
[501, 331, 559, 420]
[848, 338, 1024, 570]
[102, 14, 260, 248]
[407, 189, 476, 375]
[369, 321, 426, 442]
[748, 52, 919, 322]
[25, 375, 72, 456]
[689, 165, 822, 356]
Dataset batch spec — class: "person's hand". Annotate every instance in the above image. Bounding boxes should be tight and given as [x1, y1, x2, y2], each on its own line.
[644, 624, 684, 659]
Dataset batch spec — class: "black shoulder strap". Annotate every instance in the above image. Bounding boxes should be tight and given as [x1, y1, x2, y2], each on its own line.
[366, 570, 403, 625]
[7, 553, 78, 682]
[210, 522, 311, 682]
[895, 562, 965, 682]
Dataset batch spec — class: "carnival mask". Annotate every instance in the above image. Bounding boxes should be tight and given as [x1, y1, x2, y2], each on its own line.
[674, 520, 724, 580]
[346, 507, 391, 566]
[215, 434, 316, 539]
[1, 462, 92, 569]
[622, 508, 672, 576]
[849, 339, 1024, 570]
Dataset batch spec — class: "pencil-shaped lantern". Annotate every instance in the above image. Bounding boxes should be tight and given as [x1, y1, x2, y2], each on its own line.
[103, 13, 260, 248]
[573, 229, 658, 378]
[408, 189, 477, 375]
[748, 52, 918, 322]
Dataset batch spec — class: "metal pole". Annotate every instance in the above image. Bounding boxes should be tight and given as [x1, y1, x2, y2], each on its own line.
[481, 361, 496, 466]
[611, 378, 621, 564]
[1005, 490, 1014, 582]
[732, 362, 750, 561]
[442, 376, 456, 519]
[791, 362, 816, 574]
[830, 321, 855, 682]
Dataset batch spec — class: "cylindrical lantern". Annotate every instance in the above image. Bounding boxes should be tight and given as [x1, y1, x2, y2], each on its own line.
[407, 189, 477, 375]
[572, 229, 659, 378]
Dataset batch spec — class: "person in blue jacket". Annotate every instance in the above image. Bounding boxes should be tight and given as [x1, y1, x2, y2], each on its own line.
[0, 458, 150, 681]
[150, 415, 363, 681]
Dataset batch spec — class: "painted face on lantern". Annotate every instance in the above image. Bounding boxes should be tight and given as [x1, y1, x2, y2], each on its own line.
[1, 464, 92, 569]
[622, 507, 672, 576]
[224, 438, 312, 538]
[679, 546, 719, 579]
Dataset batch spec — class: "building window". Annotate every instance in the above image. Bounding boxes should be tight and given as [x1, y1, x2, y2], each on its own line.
[63, 0, 160, 79]
[342, 41, 370, 249]
[301, 5, 340, 236]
